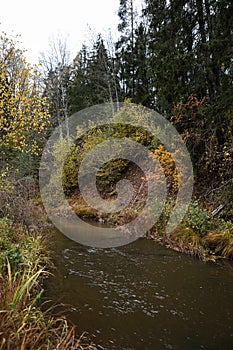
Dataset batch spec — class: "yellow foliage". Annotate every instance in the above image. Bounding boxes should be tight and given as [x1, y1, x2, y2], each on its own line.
[150, 145, 178, 193]
[0, 32, 50, 158]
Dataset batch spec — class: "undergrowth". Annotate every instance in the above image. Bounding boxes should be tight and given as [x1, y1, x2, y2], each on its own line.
[0, 217, 91, 349]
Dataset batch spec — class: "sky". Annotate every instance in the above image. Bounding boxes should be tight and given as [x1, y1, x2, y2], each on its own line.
[0, 0, 126, 64]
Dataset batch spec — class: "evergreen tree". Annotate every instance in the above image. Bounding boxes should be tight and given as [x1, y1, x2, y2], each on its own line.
[144, 0, 197, 111]
[87, 34, 115, 104]
[144, 0, 233, 112]
[132, 22, 152, 106]
[69, 35, 120, 113]
[69, 44, 93, 113]
[116, 0, 137, 100]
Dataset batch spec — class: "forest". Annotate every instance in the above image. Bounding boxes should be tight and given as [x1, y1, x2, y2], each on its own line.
[0, 0, 232, 349]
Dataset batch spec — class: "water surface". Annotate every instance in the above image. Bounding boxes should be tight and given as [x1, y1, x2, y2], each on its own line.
[45, 227, 233, 350]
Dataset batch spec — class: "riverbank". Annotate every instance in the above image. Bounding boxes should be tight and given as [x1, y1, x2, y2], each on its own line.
[0, 180, 91, 349]
[64, 164, 233, 262]
[68, 195, 233, 261]
[41, 189, 230, 262]
[147, 225, 233, 261]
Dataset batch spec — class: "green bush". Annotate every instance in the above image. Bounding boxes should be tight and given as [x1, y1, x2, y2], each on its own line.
[0, 217, 48, 274]
[62, 106, 159, 197]
[183, 201, 211, 237]
[0, 218, 22, 273]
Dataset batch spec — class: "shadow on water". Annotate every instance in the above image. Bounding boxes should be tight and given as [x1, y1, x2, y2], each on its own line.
[44, 223, 233, 350]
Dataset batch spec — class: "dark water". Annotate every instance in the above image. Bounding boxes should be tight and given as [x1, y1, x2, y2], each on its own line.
[45, 228, 233, 350]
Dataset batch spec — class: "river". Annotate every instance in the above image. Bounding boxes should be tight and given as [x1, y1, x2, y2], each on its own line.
[45, 227, 233, 350]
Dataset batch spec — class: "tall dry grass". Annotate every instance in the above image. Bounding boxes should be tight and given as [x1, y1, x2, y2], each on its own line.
[0, 214, 92, 349]
[204, 230, 233, 259]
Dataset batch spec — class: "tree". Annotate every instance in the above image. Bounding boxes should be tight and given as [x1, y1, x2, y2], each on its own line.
[116, 0, 137, 100]
[0, 32, 50, 175]
[143, 0, 232, 112]
[40, 35, 71, 138]
[69, 44, 92, 113]
[132, 21, 152, 106]
[143, 0, 197, 111]
[69, 34, 120, 113]
[87, 34, 115, 104]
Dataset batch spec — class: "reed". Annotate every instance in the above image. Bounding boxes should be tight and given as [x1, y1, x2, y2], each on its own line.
[0, 218, 91, 349]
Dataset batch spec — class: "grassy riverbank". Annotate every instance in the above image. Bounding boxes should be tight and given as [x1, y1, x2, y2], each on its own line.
[70, 195, 233, 261]
[148, 222, 233, 261]
[66, 168, 233, 262]
[147, 197, 233, 261]
[0, 182, 91, 350]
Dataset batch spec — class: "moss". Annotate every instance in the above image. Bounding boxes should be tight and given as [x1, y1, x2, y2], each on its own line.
[69, 193, 100, 219]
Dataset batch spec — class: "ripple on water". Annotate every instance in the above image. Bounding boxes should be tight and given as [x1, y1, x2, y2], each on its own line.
[47, 234, 233, 350]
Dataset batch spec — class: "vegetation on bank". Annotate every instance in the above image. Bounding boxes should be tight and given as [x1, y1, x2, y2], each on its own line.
[0, 183, 91, 349]
[64, 179, 233, 262]
[57, 102, 232, 262]
[150, 201, 233, 261]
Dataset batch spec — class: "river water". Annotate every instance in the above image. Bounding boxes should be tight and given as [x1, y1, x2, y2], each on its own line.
[45, 227, 233, 350]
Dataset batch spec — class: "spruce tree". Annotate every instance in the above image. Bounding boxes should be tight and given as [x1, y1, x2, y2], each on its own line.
[69, 35, 120, 112]
[116, 0, 137, 100]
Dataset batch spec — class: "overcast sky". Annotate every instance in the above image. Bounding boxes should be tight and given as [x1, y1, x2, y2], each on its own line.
[0, 0, 126, 63]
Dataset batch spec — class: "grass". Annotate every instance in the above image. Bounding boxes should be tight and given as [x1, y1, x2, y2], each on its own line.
[204, 230, 233, 259]
[170, 227, 208, 259]
[148, 225, 209, 260]
[147, 199, 233, 261]
[0, 217, 91, 350]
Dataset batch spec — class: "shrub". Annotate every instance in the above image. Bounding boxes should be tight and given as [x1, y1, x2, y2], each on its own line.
[63, 103, 159, 197]
[183, 201, 211, 237]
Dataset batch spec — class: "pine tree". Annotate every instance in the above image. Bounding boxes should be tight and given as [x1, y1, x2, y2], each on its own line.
[132, 22, 152, 106]
[144, 0, 198, 111]
[87, 34, 114, 104]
